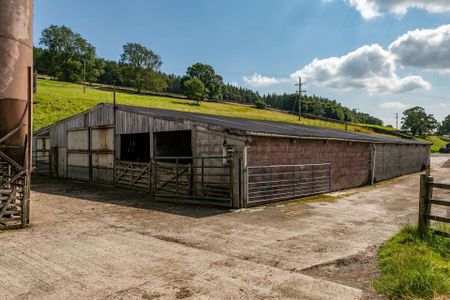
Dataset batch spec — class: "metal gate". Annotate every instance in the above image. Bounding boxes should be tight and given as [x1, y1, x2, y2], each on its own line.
[33, 137, 51, 175]
[115, 160, 151, 190]
[114, 156, 234, 207]
[247, 163, 331, 205]
[153, 156, 233, 207]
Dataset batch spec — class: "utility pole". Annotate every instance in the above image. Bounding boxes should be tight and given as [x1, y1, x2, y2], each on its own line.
[295, 76, 307, 120]
[113, 83, 116, 107]
[395, 113, 399, 130]
[83, 59, 86, 93]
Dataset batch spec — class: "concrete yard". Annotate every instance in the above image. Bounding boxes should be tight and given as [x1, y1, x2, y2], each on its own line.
[1, 155, 449, 299]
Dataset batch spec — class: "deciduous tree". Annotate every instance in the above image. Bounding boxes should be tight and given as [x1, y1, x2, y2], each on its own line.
[186, 63, 223, 100]
[438, 115, 450, 135]
[120, 43, 162, 93]
[184, 77, 207, 105]
[39, 25, 103, 82]
[401, 106, 438, 136]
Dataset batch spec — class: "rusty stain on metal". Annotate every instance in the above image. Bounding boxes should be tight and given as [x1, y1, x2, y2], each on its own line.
[0, 0, 33, 165]
[0, 0, 33, 228]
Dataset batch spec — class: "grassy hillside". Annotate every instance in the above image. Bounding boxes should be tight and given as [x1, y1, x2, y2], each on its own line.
[34, 79, 381, 134]
[36, 79, 450, 151]
[417, 136, 450, 152]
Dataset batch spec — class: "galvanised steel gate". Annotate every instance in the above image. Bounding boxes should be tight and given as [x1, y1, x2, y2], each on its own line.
[247, 163, 331, 205]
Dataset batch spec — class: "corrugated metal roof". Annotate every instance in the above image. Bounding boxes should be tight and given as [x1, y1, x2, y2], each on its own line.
[108, 103, 428, 145]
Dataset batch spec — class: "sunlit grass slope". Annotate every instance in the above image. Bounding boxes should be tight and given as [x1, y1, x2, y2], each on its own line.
[417, 135, 450, 152]
[34, 79, 387, 137]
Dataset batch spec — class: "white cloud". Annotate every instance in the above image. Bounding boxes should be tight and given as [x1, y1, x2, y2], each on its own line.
[291, 44, 430, 95]
[347, 0, 381, 20]
[242, 73, 291, 87]
[389, 25, 450, 73]
[379, 101, 409, 109]
[327, 0, 450, 19]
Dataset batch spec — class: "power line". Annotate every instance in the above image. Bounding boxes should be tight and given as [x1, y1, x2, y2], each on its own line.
[295, 76, 307, 121]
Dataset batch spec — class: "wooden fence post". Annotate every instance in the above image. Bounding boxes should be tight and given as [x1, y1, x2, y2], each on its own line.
[419, 174, 433, 235]
[419, 174, 427, 234]
[426, 176, 434, 227]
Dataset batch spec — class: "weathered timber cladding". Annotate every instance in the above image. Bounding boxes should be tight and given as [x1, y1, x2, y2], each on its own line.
[116, 110, 191, 135]
[196, 129, 244, 157]
[374, 143, 429, 182]
[91, 127, 114, 184]
[247, 137, 372, 191]
[50, 105, 113, 148]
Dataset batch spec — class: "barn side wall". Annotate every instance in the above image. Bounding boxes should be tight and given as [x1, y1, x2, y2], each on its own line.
[45, 105, 114, 181]
[374, 143, 430, 182]
[195, 129, 246, 207]
[246, 136, 372, 191]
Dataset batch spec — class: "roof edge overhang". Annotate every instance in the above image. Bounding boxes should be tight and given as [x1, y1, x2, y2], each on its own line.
[245, 131, 432, 146]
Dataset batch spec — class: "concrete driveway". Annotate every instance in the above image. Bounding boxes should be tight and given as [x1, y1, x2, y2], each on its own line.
[1, 155, 449, 299]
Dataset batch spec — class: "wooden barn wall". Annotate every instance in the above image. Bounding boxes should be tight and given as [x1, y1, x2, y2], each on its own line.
[195, 129, 246, 157]
[115, 110, 192, 135]
[195, 129, 246, 207]
[49, 105, 114, 148]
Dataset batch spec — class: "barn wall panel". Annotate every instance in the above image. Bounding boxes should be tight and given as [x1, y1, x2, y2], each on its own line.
[67, 130, 89, 151]
[247, 137, 372, 191]
[91, 128, 114, 151]
[116, 110, 150, 134]
[374, 144, 429, 182]
[58, 147, 67, 177]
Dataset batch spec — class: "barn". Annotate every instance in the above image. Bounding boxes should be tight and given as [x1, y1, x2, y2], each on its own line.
[33, 103, 430, 208]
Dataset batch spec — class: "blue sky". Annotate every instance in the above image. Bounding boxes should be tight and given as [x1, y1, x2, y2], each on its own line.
[34, 0, 450, 125]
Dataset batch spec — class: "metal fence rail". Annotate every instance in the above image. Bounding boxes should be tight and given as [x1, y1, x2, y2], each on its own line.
[247, 163, 331, 205]
[32, 149, 51, 175]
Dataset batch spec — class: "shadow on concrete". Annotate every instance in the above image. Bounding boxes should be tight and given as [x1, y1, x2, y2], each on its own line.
[31, 176, 231, 219]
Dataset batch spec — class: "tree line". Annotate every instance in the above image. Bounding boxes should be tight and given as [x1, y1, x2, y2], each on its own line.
[36, 24, 416, 127]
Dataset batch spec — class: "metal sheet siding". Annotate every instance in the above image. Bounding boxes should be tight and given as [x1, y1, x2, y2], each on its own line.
[67, 152, 89, 167]
[92, 153, 114, 168]
[58, 147, 67, 177]
[91, 128, 114, 151]
[67, 129, 89, 151]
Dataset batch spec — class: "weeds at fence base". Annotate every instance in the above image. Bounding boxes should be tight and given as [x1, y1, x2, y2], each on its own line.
[374, 225, 450, 299]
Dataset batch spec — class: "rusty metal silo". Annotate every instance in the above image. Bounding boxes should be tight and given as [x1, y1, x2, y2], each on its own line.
[0, 0, 33, 228]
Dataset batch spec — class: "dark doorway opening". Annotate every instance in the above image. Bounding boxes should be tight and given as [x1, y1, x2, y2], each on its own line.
[120, 133, 150, 162]
[154, 130, 192, 163]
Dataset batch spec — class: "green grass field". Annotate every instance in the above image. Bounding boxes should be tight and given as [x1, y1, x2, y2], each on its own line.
[417, 136, 450, 152]
[34, 79, 380, 134]
[374, 226, 450, 299]
[34, 79, 447, 152]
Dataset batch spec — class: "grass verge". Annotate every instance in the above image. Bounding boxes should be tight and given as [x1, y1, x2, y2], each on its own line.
[374, 225, 450, 299]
